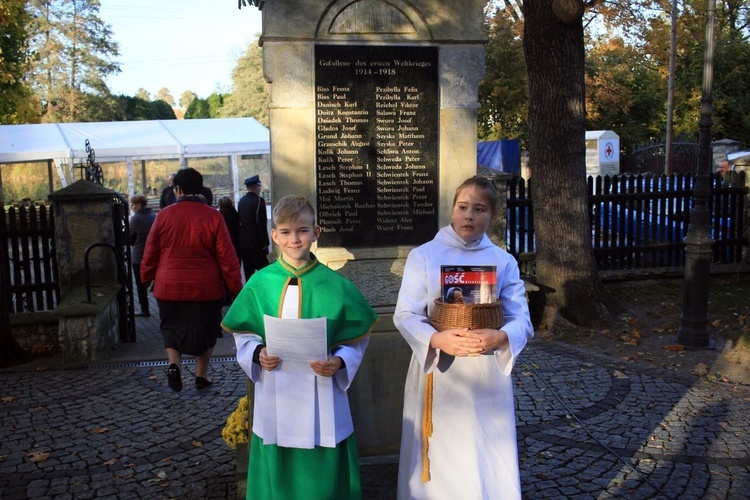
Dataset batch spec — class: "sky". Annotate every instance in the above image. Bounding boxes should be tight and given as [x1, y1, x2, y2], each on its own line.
[99, 0, 263, 104]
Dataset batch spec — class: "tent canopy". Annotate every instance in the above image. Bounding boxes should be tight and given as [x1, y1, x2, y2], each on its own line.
[0, 117, 270, 164]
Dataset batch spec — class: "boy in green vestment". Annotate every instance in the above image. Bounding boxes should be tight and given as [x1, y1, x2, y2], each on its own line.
[222, 195, 378, 500]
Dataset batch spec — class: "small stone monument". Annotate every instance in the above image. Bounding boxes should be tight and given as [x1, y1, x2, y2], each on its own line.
[252, 0, 488, 454]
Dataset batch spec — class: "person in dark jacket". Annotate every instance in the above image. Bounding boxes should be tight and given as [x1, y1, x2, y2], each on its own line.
[218, 196, 240, 258]
[141, 168, 243, 392]
[129, 194, 156, 317]
[237, 175, 270, 281]
[159, 173, 176, 209]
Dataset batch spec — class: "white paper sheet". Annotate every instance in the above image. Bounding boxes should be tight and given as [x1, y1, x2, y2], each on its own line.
[263, 315, 328, 374]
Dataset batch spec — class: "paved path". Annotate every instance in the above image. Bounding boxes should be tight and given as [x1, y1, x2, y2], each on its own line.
[1, 303, 749, 499]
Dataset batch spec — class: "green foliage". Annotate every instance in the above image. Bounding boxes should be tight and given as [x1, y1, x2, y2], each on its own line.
[221, 37, 269, 125]
[585, 38, 666, 151]
[151, 99, 176, 120]
[183, 93, 226, 119]
[184, 97, 210, 119]
[111, 95, 175, 121]
[206, 92, 226, 117]
[478, 9, 528, 145]
[27, 0, 120, 123]
[0, 0, 37, 124]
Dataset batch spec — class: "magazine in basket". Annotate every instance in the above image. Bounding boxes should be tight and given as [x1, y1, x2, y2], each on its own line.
[440, 265, 497, 304]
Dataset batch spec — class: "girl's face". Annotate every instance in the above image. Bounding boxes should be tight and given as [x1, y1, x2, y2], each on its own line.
[271, 212, 320, 269]
[451, 185, 495, 242]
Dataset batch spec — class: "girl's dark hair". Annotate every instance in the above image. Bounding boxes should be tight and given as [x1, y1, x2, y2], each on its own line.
[173, 168, 203, 195]
[452, 176, 499, 216]
[218, 196, 234, 211]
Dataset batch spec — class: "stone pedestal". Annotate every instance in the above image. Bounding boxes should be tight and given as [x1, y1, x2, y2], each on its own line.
[48, 180, 124, 361]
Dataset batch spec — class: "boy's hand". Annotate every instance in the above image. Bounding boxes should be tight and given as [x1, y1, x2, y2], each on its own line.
[310, 356, 342, 377]
[429, 328, 484, 357]
[259, 347, 281, 371]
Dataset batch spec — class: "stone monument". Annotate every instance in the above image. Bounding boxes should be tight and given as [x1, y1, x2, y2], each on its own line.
[252, 0, 488, 454]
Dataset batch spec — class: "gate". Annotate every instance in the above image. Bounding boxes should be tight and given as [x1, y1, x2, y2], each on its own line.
[112, 193, 136, 343]
[1, 203, 60, 313]
[620, 139, 699, 175]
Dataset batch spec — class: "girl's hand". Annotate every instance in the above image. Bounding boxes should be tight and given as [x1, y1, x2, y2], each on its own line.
[310, 356, 342, 377]
[464, 328, 508, 353]
[429, 328, 484, 357]
[259, 347, 281, 371]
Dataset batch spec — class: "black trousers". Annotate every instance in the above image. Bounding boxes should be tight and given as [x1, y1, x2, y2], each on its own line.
[132, 263, 149, 313]
[240, 247, 269, 282]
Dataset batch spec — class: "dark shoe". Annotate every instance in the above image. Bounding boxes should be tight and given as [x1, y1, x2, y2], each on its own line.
[195, 377, 213, 389]
[135, 311, 150, 317]
[167, 364, 182, 392]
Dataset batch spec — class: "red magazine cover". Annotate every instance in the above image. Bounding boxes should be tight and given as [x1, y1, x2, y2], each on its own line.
[440, 265, 497, 304]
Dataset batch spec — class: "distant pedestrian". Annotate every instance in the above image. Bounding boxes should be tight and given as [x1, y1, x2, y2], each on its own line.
[159, 173, 176, 209]
[201, 185, 214, 207]
[218, 196, 240, 259]
[238, 175, 270, 281]
[141, 168, 243, 392]
[717, 159, 741, 187]
[129, 194, 156, 317]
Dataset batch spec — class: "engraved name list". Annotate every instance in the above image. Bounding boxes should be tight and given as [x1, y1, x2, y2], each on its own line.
[315, 45, 438, 247]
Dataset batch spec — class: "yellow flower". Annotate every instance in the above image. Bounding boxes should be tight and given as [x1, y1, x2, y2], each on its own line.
[222, 395, 249, 450]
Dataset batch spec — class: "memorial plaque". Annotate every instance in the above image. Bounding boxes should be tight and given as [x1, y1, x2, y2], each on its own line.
[315, 44, 439, 247]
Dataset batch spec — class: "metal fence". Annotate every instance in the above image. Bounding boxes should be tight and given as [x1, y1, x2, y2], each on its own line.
[1, 203, 60, 313]
[506, 173, 747, 274]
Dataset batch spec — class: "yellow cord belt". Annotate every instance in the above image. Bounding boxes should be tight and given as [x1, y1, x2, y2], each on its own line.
[421, 372, 434, 483]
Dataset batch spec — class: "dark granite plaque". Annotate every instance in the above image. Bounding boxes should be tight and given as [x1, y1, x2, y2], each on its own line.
[315, 44, 438, 247]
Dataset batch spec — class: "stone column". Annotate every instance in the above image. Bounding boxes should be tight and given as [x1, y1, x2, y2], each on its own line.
[48, 179, 119, 297]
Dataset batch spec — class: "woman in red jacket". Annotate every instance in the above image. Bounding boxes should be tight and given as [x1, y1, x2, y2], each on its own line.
[141, 168, 243, 392]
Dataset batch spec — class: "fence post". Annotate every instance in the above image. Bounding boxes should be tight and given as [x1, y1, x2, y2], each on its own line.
[732, 164, 750, 265]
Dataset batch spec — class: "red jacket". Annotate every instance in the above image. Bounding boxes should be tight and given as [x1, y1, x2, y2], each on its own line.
[141, 198, 243, 302]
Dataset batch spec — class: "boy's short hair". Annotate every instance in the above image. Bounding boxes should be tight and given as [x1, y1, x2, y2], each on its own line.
[273, 195, 316, 228]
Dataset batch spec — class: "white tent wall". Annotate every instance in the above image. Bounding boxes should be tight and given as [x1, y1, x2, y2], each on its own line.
[0, 118, 270, 204]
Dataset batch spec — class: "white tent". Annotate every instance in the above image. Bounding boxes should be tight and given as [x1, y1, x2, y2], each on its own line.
[0, 117, 270, 201]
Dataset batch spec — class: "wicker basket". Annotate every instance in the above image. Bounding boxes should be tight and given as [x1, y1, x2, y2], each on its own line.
[430, 299, 503, 332]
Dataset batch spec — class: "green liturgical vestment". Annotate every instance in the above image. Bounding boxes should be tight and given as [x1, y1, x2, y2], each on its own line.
[222, 255, 377, 500]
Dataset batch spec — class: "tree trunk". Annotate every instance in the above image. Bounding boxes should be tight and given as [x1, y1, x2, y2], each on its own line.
[523, 0, 615, 328]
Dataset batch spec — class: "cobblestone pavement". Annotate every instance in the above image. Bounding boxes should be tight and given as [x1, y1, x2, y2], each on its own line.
[1, 306, 749, 499]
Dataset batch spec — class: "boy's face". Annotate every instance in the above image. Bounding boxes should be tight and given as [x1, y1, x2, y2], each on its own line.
[271, 212, 320, 268]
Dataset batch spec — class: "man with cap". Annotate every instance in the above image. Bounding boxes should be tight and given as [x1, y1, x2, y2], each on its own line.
[237, 174, 270, 281]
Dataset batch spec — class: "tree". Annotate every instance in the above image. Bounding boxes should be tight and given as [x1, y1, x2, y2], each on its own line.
[180, 90, 197, 109]
[0, 0, 36, 123]
[27, 0, 120, 122]
[524, 0, 616, 328]
[221, 38, 270, 125]
[478, 8, 528, 144]
[184, 97, 210, 119]
[135, 87, 150, 101]
[206, 92, 226, 117]
[585, 37, 666, 150]
[155, 87, 174, 107]
[113, 95, 176, 121]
